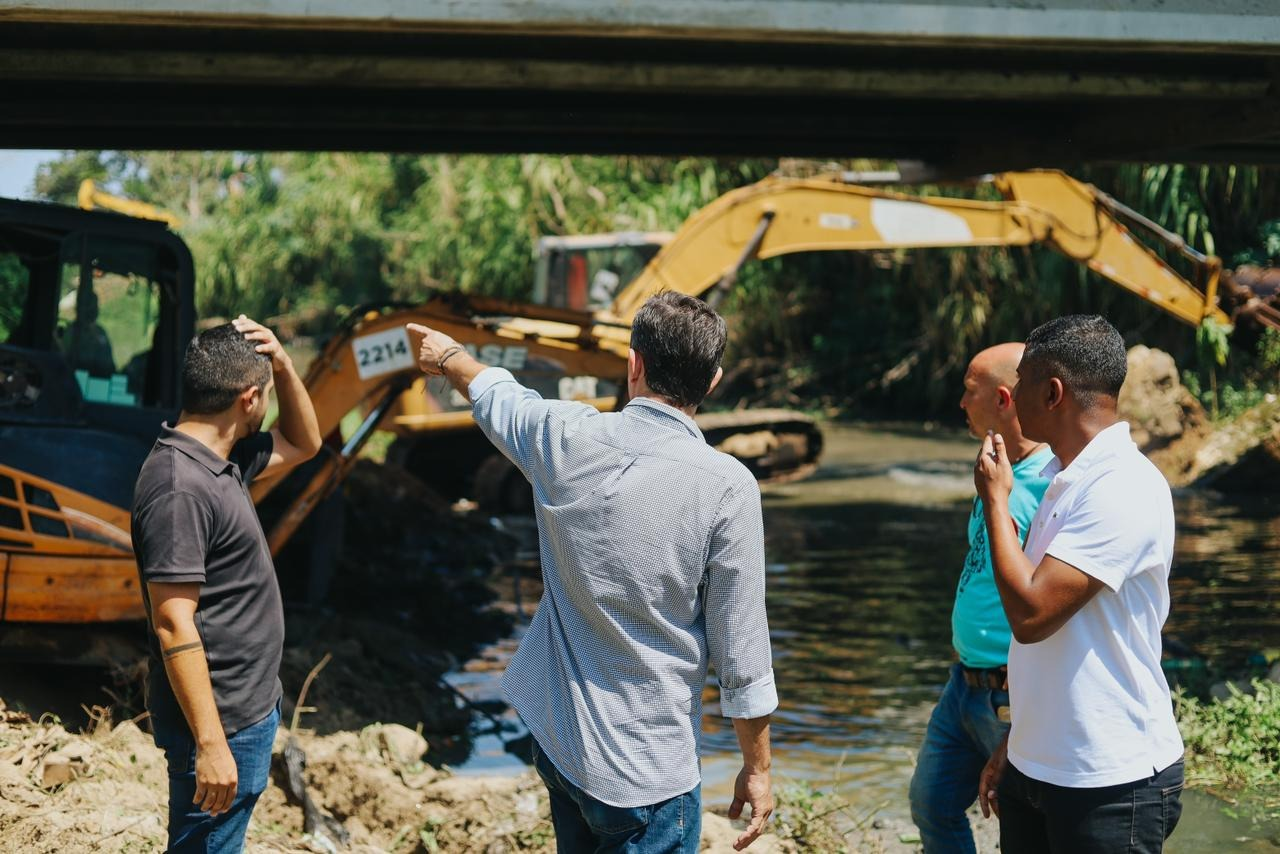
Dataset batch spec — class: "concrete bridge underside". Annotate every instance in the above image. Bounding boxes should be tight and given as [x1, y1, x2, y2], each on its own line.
[2, 1, 1279, 173]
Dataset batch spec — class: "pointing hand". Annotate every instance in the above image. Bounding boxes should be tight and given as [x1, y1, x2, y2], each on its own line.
[406, 322, 462, 376]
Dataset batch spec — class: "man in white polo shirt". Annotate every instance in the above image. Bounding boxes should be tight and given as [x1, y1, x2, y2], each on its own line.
[972, 315, 1184, 852]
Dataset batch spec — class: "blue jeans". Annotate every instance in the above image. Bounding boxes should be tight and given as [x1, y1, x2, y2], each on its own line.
[152, 702, 280, 853]
[909, 663, 1011, 854]
[531, 737, 701, 854]
[998, 759, 1184, 853]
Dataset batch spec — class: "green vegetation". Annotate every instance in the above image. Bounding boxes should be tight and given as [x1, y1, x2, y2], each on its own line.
[0, 251, 29, 340]
[1177, 681, 1280, 792]
[772, 781, 854, 852]
[769, 778, 943, 852]
[29, 152, 1280, 419]
[90, 276, 160, 373]
[1182, 327, 1280, 421]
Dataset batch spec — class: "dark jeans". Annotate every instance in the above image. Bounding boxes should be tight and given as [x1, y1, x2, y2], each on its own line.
[152, 702, 280, 854]
[999, 758, 1184, 854]
[909, 663, 1011, 853]
[531, 737, 701, 854]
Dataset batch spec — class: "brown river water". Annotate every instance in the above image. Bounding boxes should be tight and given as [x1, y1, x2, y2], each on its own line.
[453, 423, 1280, 850]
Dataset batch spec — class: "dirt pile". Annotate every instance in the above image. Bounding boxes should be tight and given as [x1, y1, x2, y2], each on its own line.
[1163, 395, 1280, 489]
[0, 703, 168, 853]
[253, 726, 555, 853]
[279, 615, 469, 744]
[270, 458, 522, 754]
[1115, 345, 1280, 490]
[0, 701, 551, 853]
[0, 703, 809, 853]
[1118, 345, 1207, 453]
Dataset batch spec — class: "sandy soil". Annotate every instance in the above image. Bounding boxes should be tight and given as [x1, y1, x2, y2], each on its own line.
[0, 700, 818, 853]
[0, 693, 989, 853]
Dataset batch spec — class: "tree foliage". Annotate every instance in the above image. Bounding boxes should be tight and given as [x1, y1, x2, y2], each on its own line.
[35, 152, 769, 323]
[0, 251, 30, 340]
[30, 151, 1279, 418]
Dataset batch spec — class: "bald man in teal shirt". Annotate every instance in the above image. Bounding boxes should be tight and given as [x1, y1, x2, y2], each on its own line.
[909, 343, 1052, 853]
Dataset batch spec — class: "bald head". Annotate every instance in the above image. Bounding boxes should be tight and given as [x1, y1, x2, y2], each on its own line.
[959, 342, 1027, 441]
[968, 342, 1024, 389]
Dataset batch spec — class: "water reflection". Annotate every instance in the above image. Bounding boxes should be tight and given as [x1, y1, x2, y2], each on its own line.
[453, 423, 1280, 846]
[701, 425, 975, 807]
[696, 424, 1280, 849]
[1167, 491, 1280, 673]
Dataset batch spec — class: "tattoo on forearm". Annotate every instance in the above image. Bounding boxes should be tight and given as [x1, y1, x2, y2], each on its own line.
[162, 641, 204, 660]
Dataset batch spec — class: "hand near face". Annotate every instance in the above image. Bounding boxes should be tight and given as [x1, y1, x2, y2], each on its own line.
[974, 430, 1014, 505]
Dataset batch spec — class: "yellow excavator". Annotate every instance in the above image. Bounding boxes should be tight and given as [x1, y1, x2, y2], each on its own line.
[0, 185, 821, 640]
[564, 170, 1233, 335]
[77, 179, 183, 229]
[367, 168, 1250, 524]
[0, 168, 1253, 647]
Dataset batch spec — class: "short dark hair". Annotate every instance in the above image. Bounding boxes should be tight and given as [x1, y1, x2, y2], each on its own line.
[1021, 315, 1127, 405]
[630, 292, 728, 408]
[181, 323, 272, 414]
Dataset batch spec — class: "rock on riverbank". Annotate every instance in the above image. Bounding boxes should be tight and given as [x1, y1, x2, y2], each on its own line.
[1119, 345, 1280, 490]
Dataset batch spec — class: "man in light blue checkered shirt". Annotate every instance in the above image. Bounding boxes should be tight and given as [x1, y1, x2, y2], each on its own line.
[408, 293, 778, 853]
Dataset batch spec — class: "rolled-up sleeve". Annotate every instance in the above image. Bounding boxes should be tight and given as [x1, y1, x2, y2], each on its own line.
[705, 478, 778, 719]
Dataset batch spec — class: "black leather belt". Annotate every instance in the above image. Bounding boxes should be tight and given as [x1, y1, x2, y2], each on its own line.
[960, 665, 1007, 691]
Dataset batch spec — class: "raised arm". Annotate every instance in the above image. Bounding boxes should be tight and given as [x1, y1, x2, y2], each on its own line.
[974, 432, 1104, 644]
[233, 315, 321, 478]
[406, 322, 489, 400]
[407, 322, 565, 485]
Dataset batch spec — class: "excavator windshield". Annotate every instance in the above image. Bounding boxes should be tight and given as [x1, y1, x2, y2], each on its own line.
[0, 200, 194, 420]
[534, 232, 671, 312]
[56, 236, 165, 406]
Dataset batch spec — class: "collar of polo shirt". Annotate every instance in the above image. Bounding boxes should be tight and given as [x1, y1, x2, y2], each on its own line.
[1039, 421, 1131, 485]
[156, 422, 238, 476]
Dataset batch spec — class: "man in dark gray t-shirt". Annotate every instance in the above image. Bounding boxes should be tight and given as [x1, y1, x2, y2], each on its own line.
[134, 426, 280, 733]
[131, 317, 320, 853]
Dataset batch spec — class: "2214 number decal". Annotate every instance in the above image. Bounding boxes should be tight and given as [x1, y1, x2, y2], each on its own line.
[351, 328, 416, 380]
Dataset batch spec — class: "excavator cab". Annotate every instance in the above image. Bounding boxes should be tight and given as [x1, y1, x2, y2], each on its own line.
[0, 198, 193, 633]
[533, 232, 671, 312]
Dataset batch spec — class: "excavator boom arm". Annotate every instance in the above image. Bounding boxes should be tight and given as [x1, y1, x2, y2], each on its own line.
[250, 298, 624, 552]
[598, 170, 1229, 336]
[77, 179, 183, 228]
